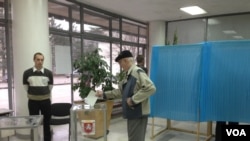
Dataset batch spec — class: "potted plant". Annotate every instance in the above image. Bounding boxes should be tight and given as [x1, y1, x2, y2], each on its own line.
[72, 48, 114, 99]
[72, 48, 115, 138]
[166, 28, 178, 45]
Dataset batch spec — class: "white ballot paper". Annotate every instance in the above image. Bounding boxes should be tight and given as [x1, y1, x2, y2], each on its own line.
[84, 90, 98, 106]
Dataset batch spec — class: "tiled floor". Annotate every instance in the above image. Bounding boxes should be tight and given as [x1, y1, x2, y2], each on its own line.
[1, 116, 216, 141]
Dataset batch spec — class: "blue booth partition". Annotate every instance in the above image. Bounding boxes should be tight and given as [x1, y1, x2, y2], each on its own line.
[150, 43, 203, 121]
[150, 40, 250, 123]
[200, 41, 250, 122]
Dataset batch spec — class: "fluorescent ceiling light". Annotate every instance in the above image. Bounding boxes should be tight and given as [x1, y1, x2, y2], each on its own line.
[233, 35, 244, 39]
[223, 30, 237, 34]
[180, 6, 207, 15]
[202, 19, 220, 25]
[207, 19, 220, 25]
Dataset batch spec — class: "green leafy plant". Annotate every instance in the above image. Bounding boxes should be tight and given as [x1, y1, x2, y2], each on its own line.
[166, 29, 178, 45]
[173, 29, 178, 45]
[115, 71, 126, 82]
[72, 48, 114, 99]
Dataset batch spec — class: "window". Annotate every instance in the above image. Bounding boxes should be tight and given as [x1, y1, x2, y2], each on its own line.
[167, 19, 206, 45]
[47, 0, 148, 103]
[207, 14, 250, 41]
[83, 9, 110, 36]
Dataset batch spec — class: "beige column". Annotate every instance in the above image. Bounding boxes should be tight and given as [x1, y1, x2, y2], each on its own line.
[148, 21, 166, 70]
[12, 0, 51, 135]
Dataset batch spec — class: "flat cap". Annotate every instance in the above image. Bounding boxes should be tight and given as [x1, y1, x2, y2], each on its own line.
[115, 50, 133, 62]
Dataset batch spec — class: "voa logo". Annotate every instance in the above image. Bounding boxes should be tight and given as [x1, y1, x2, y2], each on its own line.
[226, 129, 246, 136]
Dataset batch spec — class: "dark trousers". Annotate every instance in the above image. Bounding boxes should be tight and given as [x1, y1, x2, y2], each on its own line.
[28, 99, 51, 141]
[127, 116, 148, 141]
[215, 121, 238, 141]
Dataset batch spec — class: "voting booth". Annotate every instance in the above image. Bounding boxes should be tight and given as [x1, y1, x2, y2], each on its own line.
[150, 40, 250, 140]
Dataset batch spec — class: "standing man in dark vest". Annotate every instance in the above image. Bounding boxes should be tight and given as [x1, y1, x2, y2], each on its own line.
[96, 50, 156, 141]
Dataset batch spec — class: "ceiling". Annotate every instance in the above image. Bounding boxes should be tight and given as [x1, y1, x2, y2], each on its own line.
[66, 0, 250, 22]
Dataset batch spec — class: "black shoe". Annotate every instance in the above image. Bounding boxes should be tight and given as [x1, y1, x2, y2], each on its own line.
[106, 130, 109, 135]
[44, 136, 51, 141]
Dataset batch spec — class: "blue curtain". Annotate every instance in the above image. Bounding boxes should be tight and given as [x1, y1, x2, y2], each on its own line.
[150, 44, 202, 121]
[150, 40, 250, 123]
[200, 41, 250, 122]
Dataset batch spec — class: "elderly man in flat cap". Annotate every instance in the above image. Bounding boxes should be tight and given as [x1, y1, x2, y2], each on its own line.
[96, 50, 156, 141]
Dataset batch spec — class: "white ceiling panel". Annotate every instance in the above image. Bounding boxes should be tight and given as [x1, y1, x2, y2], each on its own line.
[71, 0, 250, 22]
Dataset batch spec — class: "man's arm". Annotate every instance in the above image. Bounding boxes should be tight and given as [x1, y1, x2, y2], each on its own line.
[131, 71, 156, 104]
[48, 69, 54, 91]
[23, 70, 29, 91]
[104, 89, 122, 99]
